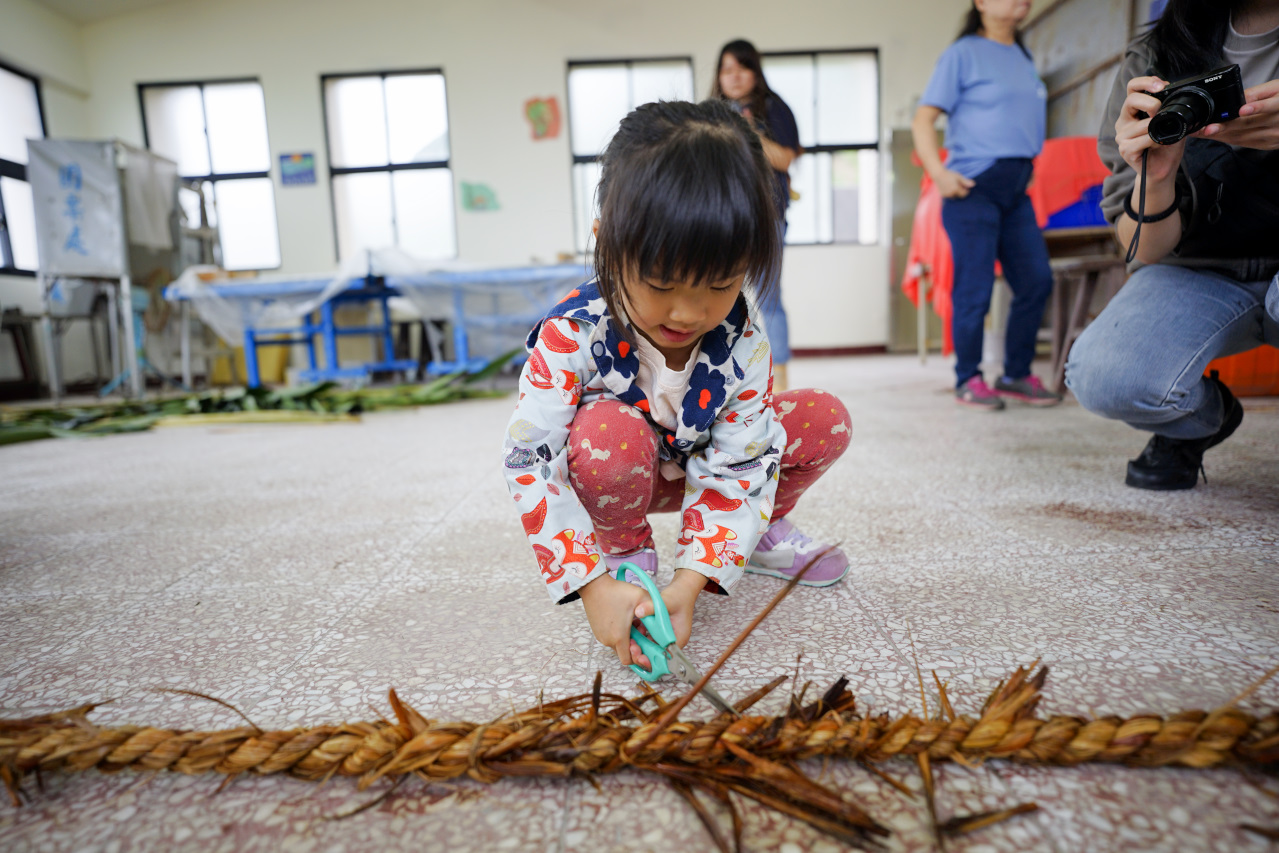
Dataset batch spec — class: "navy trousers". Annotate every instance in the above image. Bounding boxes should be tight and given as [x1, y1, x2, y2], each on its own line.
[940, 158, 1054, 388]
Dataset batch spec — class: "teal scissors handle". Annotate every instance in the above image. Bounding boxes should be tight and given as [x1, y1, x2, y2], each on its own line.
[616, 562, 676, 682]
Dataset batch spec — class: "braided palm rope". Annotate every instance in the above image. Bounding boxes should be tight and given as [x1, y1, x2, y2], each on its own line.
[3, 666, 1276, 801]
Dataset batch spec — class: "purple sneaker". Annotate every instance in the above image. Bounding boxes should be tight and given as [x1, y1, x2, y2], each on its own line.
[604, 548, 658, 589]
[746, 519, 849, 587]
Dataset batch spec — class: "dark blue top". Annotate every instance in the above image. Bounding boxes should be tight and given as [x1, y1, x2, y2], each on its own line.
[761, 94, 800, 218]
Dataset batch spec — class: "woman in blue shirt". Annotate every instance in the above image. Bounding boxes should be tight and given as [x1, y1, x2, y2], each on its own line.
[912, 0, 1062, 410]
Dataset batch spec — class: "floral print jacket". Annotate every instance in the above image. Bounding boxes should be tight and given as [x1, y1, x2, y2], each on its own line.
[502, 280, 786, 604]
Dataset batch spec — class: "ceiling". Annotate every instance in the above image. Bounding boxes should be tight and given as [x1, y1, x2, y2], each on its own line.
[33, 0, 186, 24]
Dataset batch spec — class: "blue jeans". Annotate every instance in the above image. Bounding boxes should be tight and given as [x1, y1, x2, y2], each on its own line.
[757, 221, 789, 364]
[1066, 264, 1279, 439]
[941, 158, 1053, 387]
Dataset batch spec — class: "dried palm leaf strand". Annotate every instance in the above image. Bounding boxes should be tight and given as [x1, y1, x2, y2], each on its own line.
[3, 665, 1277, 806]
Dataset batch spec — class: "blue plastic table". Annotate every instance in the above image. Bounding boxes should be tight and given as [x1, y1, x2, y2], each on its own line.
[164, 263, 589, 387]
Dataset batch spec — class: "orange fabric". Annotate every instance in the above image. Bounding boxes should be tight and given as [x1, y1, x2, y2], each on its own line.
[901, 167, 957, 355]
[901, 138, 1110, 355]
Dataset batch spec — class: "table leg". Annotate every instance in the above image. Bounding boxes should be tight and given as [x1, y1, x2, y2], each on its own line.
[180, 301, 192, 389]
[305, 312, 318, 371]
[244, 328, 261, 388]
[119, 275, 143, 399]
[1050, 271, 1068, 377]
[38, 274, 63, 403]
[917, 269, 928, 365]
[1054, 271, 1099, 393]
[105, 286, 121, 381]
[322, 301, 339, 374]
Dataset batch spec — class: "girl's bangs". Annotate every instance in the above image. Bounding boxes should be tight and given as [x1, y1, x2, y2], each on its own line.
[605, 141, 777, 289]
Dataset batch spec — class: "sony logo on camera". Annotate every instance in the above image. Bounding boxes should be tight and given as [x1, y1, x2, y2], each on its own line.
[1148, 64, 1246, 145]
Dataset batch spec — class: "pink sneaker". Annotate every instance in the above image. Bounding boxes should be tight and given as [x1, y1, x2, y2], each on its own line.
[746, 519, 849, 587]
[994, 374, 1063, 406]
[956, 376, 1005, 411]
[604, 548, 658, 589]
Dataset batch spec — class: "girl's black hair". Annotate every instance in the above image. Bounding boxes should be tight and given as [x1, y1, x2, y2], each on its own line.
[1142, 0, 1242, 79]
[593, 99, 780, 341]
[958, 4, 1033, 60]
[710, 39, 773, 133]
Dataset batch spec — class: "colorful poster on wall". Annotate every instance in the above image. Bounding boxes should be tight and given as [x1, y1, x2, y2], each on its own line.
[461, 182, 500, 211]
[524, 97, 561, 140]
[280, 153, 316, 185]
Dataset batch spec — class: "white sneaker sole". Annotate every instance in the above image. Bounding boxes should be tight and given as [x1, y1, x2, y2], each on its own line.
[744, 563, 849, 587]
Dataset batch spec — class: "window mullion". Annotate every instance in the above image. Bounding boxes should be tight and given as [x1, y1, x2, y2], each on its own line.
[0, 186, 13, 270]
[198, 83, 215, 179]
[381, 76, 399, 246]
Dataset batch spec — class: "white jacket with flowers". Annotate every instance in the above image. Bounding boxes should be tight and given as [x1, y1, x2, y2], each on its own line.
[501, 280, 786, 604]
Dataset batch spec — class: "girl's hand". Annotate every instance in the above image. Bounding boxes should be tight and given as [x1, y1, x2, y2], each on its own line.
[933, 169, 976, 199]
[579, 575, 651, 670]
[635, 568, 707, 650]
[1195, 79, 1279, 150]
[1116, 75, 1187, 182]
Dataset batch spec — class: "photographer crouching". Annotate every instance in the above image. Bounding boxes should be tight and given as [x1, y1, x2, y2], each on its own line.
[1066, 0, 1279, 490]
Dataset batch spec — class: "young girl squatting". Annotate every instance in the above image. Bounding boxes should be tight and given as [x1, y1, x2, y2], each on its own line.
[502, 100, 853, 670]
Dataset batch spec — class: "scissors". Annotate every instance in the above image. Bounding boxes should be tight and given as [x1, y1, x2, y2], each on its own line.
[617, 562, 738, 716]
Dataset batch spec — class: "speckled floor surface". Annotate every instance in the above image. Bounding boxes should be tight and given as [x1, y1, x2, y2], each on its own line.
[2, 353, 1277, 853]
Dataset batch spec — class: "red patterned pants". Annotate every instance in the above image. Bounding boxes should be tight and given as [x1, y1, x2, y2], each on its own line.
[567, 389, 852, 555]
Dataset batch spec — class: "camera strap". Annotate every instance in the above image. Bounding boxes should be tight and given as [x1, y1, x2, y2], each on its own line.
[1124, 150, 1181, 265]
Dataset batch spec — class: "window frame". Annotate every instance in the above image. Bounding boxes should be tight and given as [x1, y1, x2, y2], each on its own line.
[0, 58, 47, 277]
[760, 46, 882, 247]
[565, 55, 696, 253]
[319, 67, 457, 264]
[137, 76, 280, 271]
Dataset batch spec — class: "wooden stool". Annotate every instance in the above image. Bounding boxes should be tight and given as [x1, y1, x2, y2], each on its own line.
[1048, 255, 1128, 393]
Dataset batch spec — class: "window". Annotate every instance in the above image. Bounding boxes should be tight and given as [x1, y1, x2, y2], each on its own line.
[322, 70, 455, 263]
[0, 61, 45, 275]
[566, 58, 695, 253]
[139, 79, 280, 270]
[762, 50, 880, 245]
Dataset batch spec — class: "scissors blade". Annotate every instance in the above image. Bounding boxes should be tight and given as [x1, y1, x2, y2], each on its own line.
[665, 645, 738, 717]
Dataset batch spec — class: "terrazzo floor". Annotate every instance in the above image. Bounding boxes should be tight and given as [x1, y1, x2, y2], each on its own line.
[1, 353, 1277, 853]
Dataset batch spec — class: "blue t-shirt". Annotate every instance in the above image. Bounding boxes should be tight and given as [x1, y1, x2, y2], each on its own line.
[920, 35, 1047, 179]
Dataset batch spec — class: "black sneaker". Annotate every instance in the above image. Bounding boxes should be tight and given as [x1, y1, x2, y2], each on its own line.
[1125, 377, 1244, 490]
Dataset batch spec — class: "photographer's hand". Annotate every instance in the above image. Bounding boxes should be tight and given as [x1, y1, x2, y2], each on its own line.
[1116, 76, 1186, 180]
[1196, 79, 1279, 150]
[1115, 75, 1186, 264]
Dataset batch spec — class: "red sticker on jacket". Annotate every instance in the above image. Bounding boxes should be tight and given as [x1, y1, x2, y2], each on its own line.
[521, 497, 548, 535]
[539, 321, 580, 354]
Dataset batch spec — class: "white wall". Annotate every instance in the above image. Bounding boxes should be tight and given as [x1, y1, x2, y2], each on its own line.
[0, 0, 90, 310]
[0, 0, 95, 386]
[4, 0, 969, 360]
[75, 0, 964, 351]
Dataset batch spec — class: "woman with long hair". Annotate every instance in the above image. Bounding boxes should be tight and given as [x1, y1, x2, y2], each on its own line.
[711, 39, 801, 391]
[912, 0, 1062, 410]
[1066, 0, 1279, 489]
